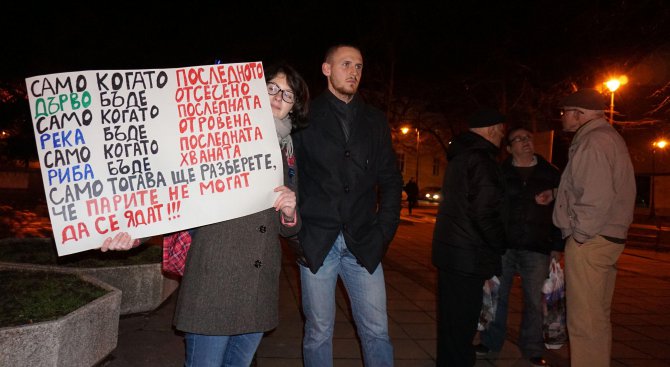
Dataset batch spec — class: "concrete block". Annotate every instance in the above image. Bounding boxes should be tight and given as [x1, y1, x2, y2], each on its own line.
[77, 263, 180, 314]
[0, 238, 179, 315]
[0, 265, 121, 367]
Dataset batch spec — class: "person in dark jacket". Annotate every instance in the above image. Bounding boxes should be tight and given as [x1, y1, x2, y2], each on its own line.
[476, 127, 562, 367]
[404, 177, 419, 214]
[432, 108, 507, 367]
[293, 44, 402, 367]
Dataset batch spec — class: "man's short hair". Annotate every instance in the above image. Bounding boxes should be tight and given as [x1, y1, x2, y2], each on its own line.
[324, 44, 362, 63]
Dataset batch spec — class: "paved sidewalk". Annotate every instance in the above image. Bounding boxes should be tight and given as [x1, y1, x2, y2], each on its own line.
[100, 208, 670, 366]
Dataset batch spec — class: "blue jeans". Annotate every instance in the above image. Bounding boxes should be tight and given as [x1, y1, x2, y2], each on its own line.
[184, 332, 262, 367]
[480, 249, 550, 358]
[300, 232, 393, 367]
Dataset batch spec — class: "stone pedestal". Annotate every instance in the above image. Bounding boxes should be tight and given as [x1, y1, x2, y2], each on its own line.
[0, 264, 122, 367]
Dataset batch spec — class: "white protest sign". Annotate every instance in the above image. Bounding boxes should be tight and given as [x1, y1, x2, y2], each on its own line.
[25, 62, 283, 256]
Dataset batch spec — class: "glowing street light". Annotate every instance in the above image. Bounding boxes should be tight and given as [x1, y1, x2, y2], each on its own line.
[603, 76, 628, 124]
[401, 125, 420, 187]
[650, 139, 668, 219]
[605, 79, 620, 92]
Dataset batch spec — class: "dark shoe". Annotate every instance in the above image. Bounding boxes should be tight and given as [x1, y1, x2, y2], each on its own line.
[529, 356, 549, 366]
[474, 343, 490, 357]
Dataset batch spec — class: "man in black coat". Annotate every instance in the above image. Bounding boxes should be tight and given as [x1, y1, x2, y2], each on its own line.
[293, 44, 402, 367]
[432, 108, 507, 366]
[404, 177, 419, 215]
[476, 127, 562, 367]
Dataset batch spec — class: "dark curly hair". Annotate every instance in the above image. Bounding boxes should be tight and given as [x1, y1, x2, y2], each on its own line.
[264, 63, 310, 131]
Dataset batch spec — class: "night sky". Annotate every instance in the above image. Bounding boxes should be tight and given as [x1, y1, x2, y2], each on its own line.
[3, 1, 669, 122]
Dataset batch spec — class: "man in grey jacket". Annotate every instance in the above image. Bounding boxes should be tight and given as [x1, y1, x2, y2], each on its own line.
[553, 89, 636, 367]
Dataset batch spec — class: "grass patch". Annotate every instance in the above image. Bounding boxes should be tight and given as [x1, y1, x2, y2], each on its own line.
[0, 240, 161, 267]
[0, 270, 108, 327]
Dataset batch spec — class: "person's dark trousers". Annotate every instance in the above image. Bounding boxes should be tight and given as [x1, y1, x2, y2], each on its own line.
[436, 269, 485, 367]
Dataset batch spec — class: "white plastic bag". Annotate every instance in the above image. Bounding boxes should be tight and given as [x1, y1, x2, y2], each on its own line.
[542, 258, 568, 349]
[478, 275, 501, 331]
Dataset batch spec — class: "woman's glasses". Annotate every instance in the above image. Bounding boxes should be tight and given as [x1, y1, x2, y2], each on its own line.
[560, 108, 584, 116]
[267, 82, 295, 104]
[509, 135, 532, 144]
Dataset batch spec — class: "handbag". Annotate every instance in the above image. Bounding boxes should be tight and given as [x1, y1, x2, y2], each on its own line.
[162, 230, 193, 276]
[478, 275, 501, 331]
[542, 257, 568, 349]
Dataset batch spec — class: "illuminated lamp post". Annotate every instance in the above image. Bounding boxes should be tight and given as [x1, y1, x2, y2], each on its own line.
[605, 79, 620, 124]
[650, 139, 667, 219]
[401, 125, 420, 187]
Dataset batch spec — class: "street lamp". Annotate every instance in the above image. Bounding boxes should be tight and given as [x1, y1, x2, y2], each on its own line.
[605, 78, 620, 124]
[603, 75, 628, 124]
[401, 125, 420, 187]
[650, 139, 667, 219]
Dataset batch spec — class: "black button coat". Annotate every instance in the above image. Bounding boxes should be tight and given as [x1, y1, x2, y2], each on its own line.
[294, 91, 402, 274]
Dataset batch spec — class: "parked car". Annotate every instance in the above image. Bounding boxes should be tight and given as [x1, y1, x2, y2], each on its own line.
[419, 186, 443, 202]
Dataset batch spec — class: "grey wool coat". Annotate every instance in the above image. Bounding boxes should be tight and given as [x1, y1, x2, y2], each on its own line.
[173, 151, 300, 335]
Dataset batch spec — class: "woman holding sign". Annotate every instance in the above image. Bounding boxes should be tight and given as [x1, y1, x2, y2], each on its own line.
[101, 63, 310, 366]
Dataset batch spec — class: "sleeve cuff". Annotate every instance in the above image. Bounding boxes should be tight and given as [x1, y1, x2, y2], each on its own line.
[281, 214, 297, 227]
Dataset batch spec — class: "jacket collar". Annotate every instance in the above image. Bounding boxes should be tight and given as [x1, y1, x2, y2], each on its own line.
[572, 117, 609, 144]
[447, 131, 500, 161]
[312, 91, 365, 144]
[324, 89, 361, 107]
